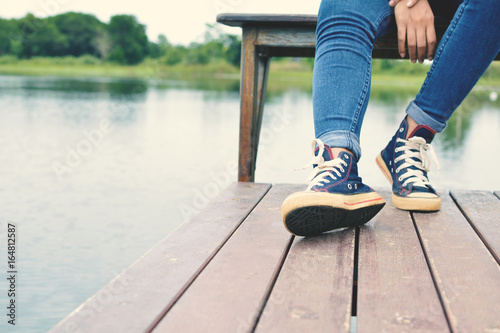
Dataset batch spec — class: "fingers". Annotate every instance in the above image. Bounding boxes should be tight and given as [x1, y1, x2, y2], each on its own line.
[407, 28, 417, 63]
[394, 0, 433, 62]
[416, 27, 427, 63]
[406, 0, 420, 8]
[398, 24, 407, 59]
[390, 0, 419, 8]
[426, 24, 437, 60]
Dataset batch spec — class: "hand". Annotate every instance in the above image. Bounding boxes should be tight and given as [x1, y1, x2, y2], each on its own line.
[389, 0, 420, 8]
[394, 0, 436, 63]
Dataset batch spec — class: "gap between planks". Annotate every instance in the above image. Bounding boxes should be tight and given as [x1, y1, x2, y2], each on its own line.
[449, 190, 500, 265]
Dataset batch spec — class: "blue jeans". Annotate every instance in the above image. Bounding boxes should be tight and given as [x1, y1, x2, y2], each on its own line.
[314, 0, 500, 160]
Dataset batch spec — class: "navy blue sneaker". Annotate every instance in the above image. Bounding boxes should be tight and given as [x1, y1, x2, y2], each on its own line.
[376, 118, 441, 211]
[281, 139, 385, 237]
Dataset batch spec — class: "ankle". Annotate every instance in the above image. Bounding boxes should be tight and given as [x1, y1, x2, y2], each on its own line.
[330, 147, 354, 158]
[405, 115, 419, 139]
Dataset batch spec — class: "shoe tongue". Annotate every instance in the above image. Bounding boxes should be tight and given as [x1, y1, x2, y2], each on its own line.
[315, 144, 335, 161]
[408, 125, 436, 144]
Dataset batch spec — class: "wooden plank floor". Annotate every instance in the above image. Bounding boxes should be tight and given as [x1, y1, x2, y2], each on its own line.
[51, 183, 500, 333]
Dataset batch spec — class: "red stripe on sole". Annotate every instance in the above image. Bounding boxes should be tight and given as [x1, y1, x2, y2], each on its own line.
[343, 197, 385, 206]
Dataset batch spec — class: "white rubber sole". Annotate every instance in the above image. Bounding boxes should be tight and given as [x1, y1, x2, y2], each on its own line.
[376, 153, 441, 211]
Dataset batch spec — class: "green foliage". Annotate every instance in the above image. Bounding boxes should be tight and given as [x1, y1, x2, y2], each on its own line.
[0, 55, 18, 64]
[17, 14, 69, 58]
[372, 59, 430, 75]
[223, 34, 241, 67]
[148, 34, 171, 59]
[93, 29, 112, 60]
[186, 42, 210, 65]
[302, 57, 315, 70]
[108, 15, 148, 65]
[0, 18, 18, 55]
[50, 12, 103, 57]
[182, 24, 241, 67]
[162, 46, 185, 66]
[148, 42, 162, 59]
[483, 62, 500, 82]
[0, 11, 241, 69]
[108, 45, 126, 64]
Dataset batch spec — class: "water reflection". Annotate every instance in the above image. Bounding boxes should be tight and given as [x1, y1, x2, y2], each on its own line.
[0, 74, 498, 333]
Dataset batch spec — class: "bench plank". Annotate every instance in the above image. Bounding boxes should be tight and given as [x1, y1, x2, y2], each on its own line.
[450, 190, 500, 264]
[256, 27, 316, 48]
[49, 182, 271, 333]
[413, 193, 500, 332]
[216, 14, 317, 28]
[152, 184, 302, 332]
[357, 190, 449, 332]
[255, 226, 355, 332]
[218, 13, 500, 61]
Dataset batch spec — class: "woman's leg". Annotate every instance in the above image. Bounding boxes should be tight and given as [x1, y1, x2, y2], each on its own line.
[378, 0, 500, 211]
[408, 0, 500, 131]
[281, 0, 395, 236]
[313, 0, 395, 160]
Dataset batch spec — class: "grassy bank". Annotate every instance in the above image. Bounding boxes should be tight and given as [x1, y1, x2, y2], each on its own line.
[0, 55, 240, 80]
[1, 55, 499, 91]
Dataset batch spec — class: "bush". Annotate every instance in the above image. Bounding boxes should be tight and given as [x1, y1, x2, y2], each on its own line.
[162, 47, 184, 66]
[0, 55, 18, 64]
[77, 54, 101, 65]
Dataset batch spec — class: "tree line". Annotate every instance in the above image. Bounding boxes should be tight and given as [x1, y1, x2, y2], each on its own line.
[0, 12, 241, 66]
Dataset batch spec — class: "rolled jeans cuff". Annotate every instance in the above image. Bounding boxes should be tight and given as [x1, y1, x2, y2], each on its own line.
[406, 101, 447, 133]
[318, 130, 362, 161]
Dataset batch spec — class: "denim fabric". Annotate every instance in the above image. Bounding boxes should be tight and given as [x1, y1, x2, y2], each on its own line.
[314, 0, 500, 160]
[410, 0, 500, 131]
[313, 0, 394, 160]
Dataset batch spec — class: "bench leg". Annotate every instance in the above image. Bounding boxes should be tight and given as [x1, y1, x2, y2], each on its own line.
[239, 27, 270, 182]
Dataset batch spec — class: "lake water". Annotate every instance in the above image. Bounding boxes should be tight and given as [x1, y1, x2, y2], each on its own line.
[0, 73, 498, 332]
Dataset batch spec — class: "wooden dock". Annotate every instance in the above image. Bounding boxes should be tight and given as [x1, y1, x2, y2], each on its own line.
[50, 15, 500, 332]
[51, 183, 500, 332]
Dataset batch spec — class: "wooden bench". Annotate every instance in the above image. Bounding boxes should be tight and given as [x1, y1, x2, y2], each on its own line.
[50, 184, 500, 332]
[215, 13, 500, 182]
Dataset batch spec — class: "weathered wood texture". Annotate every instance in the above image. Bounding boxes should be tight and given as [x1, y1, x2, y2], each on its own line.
[238, 27, 270, 182]
[451, 190, 500, 264]
[49, 182, 271, 333]
[52, 185, 500, 332]
[357, 189, 449, 332]
[216, 14, 318, 28]
[152, 184, 301, 332]
[255, 226, 355, 332]
[413, 192, 500, 332]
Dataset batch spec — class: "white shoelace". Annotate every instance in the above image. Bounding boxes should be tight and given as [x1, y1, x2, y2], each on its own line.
[394, 137, 440, 188]
[298, 139, 348, 190]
